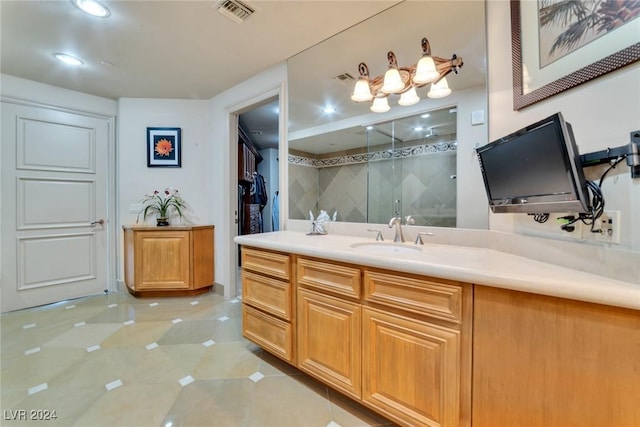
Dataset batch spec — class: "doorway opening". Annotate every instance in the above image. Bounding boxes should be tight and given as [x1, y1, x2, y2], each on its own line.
[237, 98, 280, 236]
[234, 96, 280, 296]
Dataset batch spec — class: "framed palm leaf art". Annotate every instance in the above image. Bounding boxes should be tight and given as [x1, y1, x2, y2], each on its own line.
[511, 0, 640, 110]
[147, 127, 181, 167]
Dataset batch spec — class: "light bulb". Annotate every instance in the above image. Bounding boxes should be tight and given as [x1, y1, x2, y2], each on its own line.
[398, 87, 420, 106]
[351, 78, 373, 102]
[53, 53, 84, 66]
[413, 56, 439, 84]
[72, 0, 110, 17]
[381, 68, 404, 94]
[370, 97, 390, 113]
[428, 77, 452, 99]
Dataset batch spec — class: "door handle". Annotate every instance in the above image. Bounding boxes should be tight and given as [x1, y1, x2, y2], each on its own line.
[91, 219, 105, 226]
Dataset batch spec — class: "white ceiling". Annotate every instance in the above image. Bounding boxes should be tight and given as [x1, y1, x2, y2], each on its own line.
[0, 0, 399, 100]
[290, 106, 458, 154]
[1, 1, 486, 155]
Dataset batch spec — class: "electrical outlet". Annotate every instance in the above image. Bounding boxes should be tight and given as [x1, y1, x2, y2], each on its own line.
[586, 210, 621, 244]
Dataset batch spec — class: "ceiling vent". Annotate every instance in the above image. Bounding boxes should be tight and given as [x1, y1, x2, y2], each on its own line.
[334, 73, 355, 82]
[214, 0, 255, 23]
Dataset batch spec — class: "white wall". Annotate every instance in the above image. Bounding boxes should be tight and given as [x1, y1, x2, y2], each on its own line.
[453, 87, 489, 229]
[486, 1, 640, 252]
[117, 98, 211, 284]
[0, 74, 117, 115]
[208, 63, 287, 298]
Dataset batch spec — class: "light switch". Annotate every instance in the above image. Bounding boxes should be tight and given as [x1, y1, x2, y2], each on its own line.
[471, 110, 485, 125]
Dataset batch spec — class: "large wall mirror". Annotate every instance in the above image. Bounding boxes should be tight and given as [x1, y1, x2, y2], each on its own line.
[287, 1, 489, 229]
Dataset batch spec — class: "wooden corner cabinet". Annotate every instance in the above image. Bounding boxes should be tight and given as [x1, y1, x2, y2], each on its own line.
[123, 225, 214, 297]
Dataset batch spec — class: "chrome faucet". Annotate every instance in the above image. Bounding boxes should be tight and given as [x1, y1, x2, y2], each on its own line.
[388, 200, 405, 242]
[415, 231, 435, 245]
[367, 228, 385, 241]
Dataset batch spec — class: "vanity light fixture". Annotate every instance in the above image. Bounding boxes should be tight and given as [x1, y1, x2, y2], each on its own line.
[370, 96, 390, 113]
[71, 0, 111, 17]
[350, 37, 463, 113]
[53, 53, 84, 66]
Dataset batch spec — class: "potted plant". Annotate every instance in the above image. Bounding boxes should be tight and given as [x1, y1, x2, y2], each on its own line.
[137, 188, 187, 226]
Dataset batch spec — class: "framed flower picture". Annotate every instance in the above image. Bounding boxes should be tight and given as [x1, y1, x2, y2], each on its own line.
[147, 127, 181, 167]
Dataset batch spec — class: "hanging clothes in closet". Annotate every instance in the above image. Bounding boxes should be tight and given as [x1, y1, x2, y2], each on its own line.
[272, 191, 279, 231]
[238, 185, 245, 235]
[250, 172, 268, 233]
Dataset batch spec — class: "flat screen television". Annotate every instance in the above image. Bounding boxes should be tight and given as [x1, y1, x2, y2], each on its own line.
[477, 112, 590, 214]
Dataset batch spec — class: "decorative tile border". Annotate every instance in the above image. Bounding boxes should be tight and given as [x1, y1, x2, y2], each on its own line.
[289, 141, 457, 168]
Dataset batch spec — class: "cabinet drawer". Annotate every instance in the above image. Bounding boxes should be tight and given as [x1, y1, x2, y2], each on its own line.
[242, 271, 292, 321]
[242, 248, 291, 281]
[364, 269, 463, 323]
[242, 305, 294, 363]
[297, 257, 361, 299]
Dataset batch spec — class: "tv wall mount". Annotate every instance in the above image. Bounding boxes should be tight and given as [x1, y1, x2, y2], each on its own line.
[580, 130, 640, 178]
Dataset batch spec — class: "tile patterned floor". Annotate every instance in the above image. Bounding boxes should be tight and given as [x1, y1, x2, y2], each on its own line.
[0, 292, 394, 427]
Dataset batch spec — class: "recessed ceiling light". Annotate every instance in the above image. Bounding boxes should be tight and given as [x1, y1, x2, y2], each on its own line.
[322, 106, 336, 114]
[366, 126, 373, 130]
[72, 0, 111, 18]
[413, 126, 424, 132]
[420, 113, 431, 118]
[53, 53, 84, 66]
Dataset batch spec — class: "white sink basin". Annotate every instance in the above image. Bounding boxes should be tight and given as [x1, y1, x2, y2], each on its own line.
[349, 241, 422, 254]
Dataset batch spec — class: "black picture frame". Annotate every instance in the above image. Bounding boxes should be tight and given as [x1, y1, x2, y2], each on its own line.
[147, 127, 181, 167]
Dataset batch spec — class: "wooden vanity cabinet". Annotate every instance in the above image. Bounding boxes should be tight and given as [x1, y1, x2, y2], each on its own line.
[295, 256, 471, 427]
[362, 269, 472, 427]
[472, 285, 640, 427]
[296, 258, 362, 399]
[241, 247, 295, 363]
[239, 244, 637, 426]
[123, 225, 214, 297]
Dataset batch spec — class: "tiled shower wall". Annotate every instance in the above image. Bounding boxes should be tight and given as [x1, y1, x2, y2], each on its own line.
[288, 162, 319, 221]
[289, 140, 456, 227]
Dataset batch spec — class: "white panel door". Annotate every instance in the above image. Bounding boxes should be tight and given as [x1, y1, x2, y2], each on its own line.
[1, 102, 111, 312]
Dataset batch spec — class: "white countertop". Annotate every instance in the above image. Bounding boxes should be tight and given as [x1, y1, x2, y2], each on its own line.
[235, 230, 640, 311]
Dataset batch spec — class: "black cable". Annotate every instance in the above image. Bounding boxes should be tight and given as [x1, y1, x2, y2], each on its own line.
[531, 213, 549, 223]
[599, 155, 627, 187]
[582, 180, 604, 232]
[539, 156, 624, 231]
[571, 156, 624, 232]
